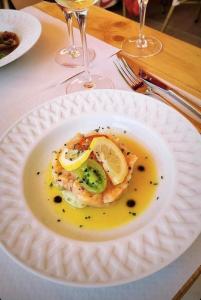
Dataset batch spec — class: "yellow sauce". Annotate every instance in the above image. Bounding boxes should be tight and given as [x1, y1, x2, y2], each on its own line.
[45, 134, 158, 230]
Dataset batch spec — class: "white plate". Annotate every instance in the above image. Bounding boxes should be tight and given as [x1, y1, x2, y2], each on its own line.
[0, 89, 201, 287]
[0, 9, 41, 67]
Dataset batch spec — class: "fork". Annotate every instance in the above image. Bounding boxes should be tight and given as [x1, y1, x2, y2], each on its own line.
[114, 57, 170, 105]
[114, 57, 201, 123]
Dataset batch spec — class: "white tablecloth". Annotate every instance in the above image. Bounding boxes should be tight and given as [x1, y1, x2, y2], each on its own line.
[0, 6, 200, 300]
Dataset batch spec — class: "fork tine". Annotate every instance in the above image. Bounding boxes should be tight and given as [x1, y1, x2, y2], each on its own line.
[115, 57, 144, 90]
[116, 58, 140, 85]
[120, 57, 140, 82]
[114, 60, 134, 88]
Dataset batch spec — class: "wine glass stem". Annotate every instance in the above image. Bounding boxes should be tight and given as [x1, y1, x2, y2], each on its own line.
[63, 9, 76, 50]
[75, 10, 93, 86]
[138, 0, 148, 48]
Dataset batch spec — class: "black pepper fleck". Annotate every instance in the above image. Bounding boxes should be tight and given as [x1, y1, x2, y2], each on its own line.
[150, 181, 152, 184]
[57, 219, 61, 222]
[36, 171, 40, 175]
[157, 196, 159, 200]
[161, 176, 164, 179]
[49, 182, 53, 187]
[79, 225, 83, 228]
[62, 209, 66, 212]
[123, 130, 127, 134]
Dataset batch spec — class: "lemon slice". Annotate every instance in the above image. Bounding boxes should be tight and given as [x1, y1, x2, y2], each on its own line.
[59, 148, 91, 171]
[90, 137, 128, 185]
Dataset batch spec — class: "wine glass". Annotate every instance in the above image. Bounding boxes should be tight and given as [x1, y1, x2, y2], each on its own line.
[56, 0, 114, 92]
[122, 0, 162, 58]
[55, 4, 95, 67]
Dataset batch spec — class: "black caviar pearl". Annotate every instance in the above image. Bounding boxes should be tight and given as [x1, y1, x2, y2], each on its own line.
[126, 199, 136, 207]
[137, 165, 145, 172]
[54, 195, 62, 203]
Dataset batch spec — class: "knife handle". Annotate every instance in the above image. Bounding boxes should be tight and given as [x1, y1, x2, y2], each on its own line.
[167, 90, 201, 121]
[147, 88, 201, 124]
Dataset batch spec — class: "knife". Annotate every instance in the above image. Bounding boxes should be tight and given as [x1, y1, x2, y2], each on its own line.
[119, 56, 201, 123]
[142, 78, 201, 123]
[139, 69, 201, 108]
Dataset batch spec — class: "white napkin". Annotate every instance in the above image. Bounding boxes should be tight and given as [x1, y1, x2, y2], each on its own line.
[0, 7, 119, 135]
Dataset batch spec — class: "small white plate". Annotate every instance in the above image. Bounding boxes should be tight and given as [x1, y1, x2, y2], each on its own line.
[0, 9, 41, 67]
[0, 90, 201, 287]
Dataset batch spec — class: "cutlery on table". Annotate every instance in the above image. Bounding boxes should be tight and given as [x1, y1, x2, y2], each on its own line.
[139, 69, 201, 108]
[114, 57, 201, 124]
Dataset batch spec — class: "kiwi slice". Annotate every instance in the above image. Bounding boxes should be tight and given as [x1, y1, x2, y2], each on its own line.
[75, 159, 107, 194]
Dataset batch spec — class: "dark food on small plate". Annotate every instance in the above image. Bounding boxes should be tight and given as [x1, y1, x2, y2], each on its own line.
[0, 31, 19, 59]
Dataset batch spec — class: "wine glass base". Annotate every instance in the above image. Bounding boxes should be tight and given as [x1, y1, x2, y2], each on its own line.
[66, 74, 114, 93]
[55, 47, 95, 67]
[122, 36, 162, 58]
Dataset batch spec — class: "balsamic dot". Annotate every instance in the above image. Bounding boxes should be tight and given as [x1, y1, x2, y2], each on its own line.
[54, 195, 62, 203]
[137, 165, 145, 172]
[126, 199, 136, 207]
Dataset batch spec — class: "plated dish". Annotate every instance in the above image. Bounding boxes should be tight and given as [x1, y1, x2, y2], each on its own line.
[0, 9, 41, 67]
[45, 130, 158, 230]
[0, 90, 201, 287]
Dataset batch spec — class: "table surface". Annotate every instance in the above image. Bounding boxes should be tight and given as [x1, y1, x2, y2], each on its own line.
[35, 2, 201, 132]
[36, 2, 201, 100]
